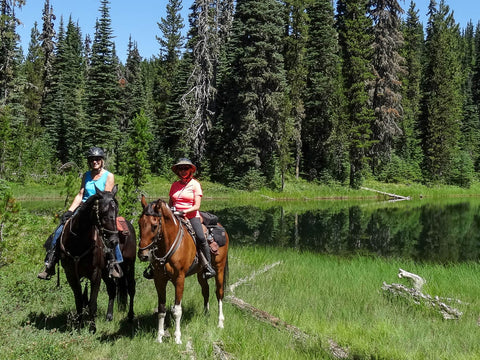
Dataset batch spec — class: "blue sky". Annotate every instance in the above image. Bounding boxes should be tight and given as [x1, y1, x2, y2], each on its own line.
[15, 0, 480, 63]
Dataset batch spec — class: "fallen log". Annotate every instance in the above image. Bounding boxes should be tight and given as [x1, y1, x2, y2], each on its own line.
[361, 187, 410, 201]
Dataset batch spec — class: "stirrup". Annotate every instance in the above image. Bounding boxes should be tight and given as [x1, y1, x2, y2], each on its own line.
[203, 265, 216, 279]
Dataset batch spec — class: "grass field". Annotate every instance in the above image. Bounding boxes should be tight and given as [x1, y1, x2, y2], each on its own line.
[2, 206, 480, 359]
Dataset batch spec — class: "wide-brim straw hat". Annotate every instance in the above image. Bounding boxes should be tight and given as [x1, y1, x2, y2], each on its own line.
[171, 158, 197, 175]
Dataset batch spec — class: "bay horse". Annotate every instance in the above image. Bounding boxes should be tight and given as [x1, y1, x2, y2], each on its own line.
[138, 196, 229, 344]
[59, 185, 136, 332]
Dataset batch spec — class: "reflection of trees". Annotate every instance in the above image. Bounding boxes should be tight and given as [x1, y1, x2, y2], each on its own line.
[216, 201, 480, 263]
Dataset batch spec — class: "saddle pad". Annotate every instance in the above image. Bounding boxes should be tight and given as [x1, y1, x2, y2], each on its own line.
[116, 216, 130, 235]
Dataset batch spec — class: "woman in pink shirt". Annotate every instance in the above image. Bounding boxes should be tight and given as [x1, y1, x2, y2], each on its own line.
[169, 158, 216, 279]
[143, 158, 216, 280]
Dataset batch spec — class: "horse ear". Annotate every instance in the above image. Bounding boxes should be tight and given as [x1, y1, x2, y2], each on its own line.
[112, 184, 118, 196]
[94, 185, 103, 195]
[141, 195, 148, 208]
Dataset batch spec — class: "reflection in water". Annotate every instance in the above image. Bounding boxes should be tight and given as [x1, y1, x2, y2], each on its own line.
[213, 200, 480, 264]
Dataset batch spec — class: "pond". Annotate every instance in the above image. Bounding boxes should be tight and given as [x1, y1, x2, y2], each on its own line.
[21, 197, 480, 264]
[202, 198, 480, 264]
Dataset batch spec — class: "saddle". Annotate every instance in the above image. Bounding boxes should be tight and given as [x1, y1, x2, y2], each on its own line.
[116, 216, 130, 236]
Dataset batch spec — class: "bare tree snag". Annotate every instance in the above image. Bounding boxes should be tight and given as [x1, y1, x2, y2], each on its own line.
[382, 269, 463, 320]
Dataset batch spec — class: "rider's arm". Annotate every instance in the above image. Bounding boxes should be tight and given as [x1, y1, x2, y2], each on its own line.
[183, 194, 202, 215]
[104, 172, 115, 192]
[68, 173, 86, 212]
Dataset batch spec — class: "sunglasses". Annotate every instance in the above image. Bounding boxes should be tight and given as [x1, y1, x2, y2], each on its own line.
[177, 165, 191, 171]
[89, 157, 103, 162]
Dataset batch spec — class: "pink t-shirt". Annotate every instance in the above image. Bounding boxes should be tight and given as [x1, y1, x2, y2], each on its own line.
[169, 178, 203, 219]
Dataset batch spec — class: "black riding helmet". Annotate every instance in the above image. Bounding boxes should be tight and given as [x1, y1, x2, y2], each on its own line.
[86, 147, 105, 159]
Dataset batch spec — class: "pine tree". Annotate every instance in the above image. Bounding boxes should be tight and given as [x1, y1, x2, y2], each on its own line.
[149, 0, 186, 173]
[217, 0, 287, 189]
[120, 109, 153, 221]
[369, 0, 404, 175]
[303, 0, 346, 182]
[420, 0, 464, 184]
[182, 0, 234, 166]
[397, 0, 423, 181]
[23, 22, 44, 134]
[0, 0, 24, 104]
[283, 0, 308, 185]
[460, 21, 480, 173]
[39, 0, 55, 126]
[84, 0, 120, 155]
[337, 0, 375, 188]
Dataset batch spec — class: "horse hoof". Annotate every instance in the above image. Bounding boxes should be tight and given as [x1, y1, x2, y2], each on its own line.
[106, 314, 113, 322]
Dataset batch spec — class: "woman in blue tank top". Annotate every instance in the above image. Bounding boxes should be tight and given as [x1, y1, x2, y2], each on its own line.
[38, 147, 122, 280]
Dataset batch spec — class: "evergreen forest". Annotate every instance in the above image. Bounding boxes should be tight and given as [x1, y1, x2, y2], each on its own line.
[1, 0, 479, 191]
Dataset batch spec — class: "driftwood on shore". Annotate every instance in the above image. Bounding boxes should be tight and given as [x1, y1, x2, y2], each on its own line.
[382, 269, 463, 320]
[361, 187, 410, 201]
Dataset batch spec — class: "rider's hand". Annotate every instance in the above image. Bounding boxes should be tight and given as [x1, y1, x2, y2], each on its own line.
[61, 210, 74, 223]
[174, 210, 185, 217]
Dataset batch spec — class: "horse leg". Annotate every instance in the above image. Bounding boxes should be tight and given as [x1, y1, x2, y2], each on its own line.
[197, 273, 210, 314]
[215, 265, 225, 328]
[154, 276, 168, 343]
[103, 274, 116, 321]
[127, 265, 136, 321]
[88, 271, 102, 333]
[172, 274, 186, 344]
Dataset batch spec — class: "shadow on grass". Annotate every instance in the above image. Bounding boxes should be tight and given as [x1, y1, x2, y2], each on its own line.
[97, 302, 198, 343]
[24, 311, 73, 333]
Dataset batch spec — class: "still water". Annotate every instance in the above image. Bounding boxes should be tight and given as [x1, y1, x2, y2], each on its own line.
[23, 197, 480, 264]
[203, 198, 480, 264]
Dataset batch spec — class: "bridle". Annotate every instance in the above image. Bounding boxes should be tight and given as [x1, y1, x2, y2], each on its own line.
[92, 197, 119, 244]
[139, 203, 185, 266]
[61, 195, 118, 271]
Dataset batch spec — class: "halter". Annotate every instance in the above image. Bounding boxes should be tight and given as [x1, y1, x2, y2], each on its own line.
[139, 204, 185, 266]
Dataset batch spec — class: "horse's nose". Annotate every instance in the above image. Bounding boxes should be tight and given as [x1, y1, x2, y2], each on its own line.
[138, 250, 149, 262]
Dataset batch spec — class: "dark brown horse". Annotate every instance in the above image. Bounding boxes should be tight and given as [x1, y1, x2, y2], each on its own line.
[59, 185, 136, 332]
[138, 196, 229, 344]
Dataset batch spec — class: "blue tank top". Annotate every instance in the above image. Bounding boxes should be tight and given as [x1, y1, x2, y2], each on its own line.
[82, 170, 110, 202]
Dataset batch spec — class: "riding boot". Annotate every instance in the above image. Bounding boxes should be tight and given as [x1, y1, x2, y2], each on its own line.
[200, 241, 216, 279]
[37, 248, 58, 280]
[106, 249, 123, 279]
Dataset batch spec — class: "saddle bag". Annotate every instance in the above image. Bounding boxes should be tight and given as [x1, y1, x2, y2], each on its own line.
[208, 225, 227, 247]
[200, 211, 219, 226]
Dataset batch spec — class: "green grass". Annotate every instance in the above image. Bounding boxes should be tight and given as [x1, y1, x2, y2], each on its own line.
[2, 207, 480, 359]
